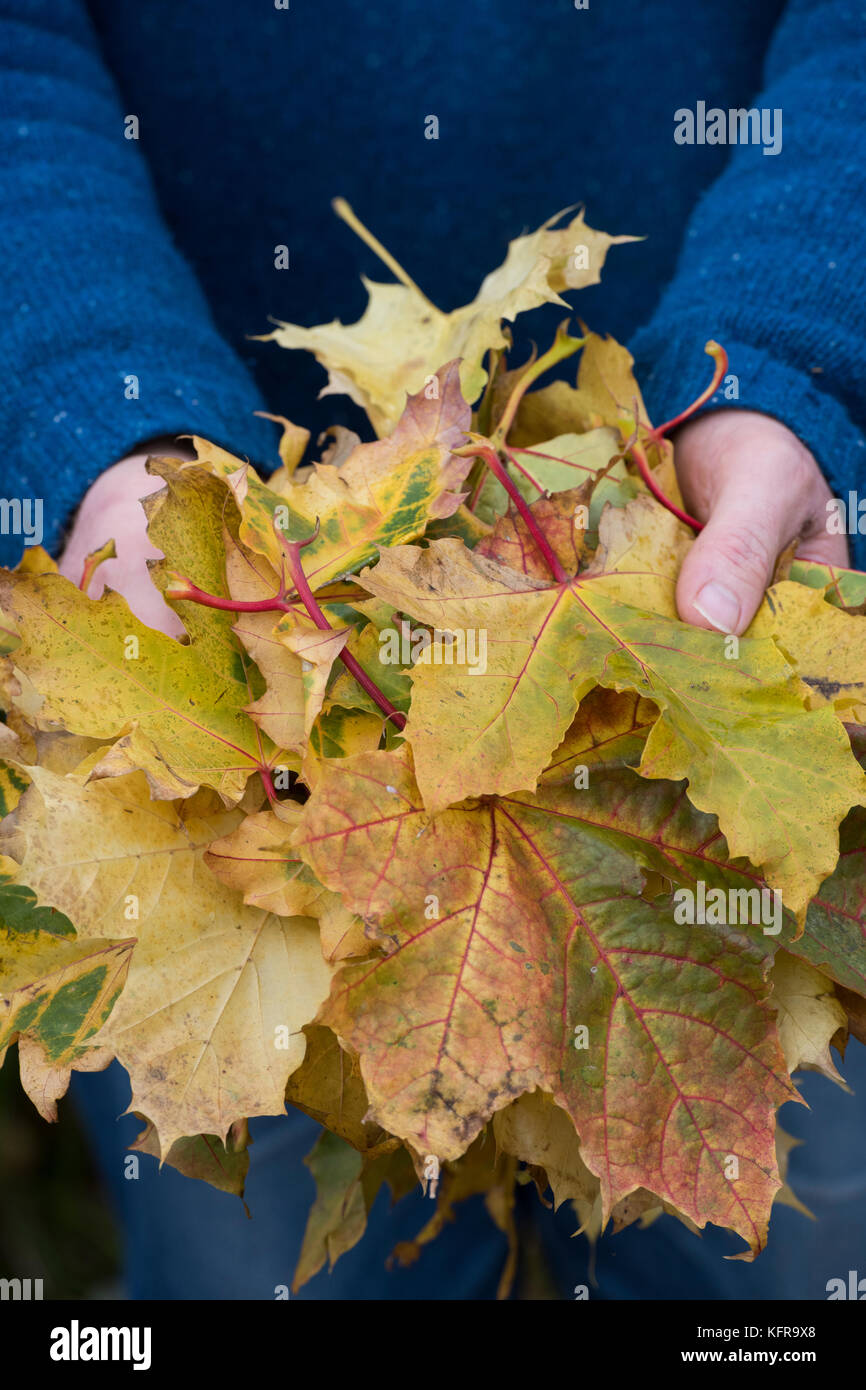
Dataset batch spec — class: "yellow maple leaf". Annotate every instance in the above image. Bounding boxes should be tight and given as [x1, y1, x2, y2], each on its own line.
[261, 201, 636, 434]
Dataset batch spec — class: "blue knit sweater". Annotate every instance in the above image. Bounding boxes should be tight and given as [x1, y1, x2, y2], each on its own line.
[1, 0, 864, 567]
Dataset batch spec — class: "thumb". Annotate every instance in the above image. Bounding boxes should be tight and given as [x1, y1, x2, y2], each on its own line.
[676, 467, 791, 635]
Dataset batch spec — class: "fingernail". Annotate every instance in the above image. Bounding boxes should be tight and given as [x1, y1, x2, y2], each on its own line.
[693, 581, 741, 634]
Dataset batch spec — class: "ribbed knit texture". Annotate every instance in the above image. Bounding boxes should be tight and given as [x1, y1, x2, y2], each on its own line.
[0, 0, 863, 566]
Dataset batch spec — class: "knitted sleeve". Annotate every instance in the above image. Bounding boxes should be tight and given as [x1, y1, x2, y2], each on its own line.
[629, 0, 866, 567]
[0, 0, 277, 567]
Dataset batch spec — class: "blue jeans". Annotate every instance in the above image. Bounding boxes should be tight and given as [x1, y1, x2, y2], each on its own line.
[71, 1042, 866, 1300]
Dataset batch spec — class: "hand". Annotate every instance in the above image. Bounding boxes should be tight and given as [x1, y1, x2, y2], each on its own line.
[673, 410, 849, 635]
[58, 443, 190, 638]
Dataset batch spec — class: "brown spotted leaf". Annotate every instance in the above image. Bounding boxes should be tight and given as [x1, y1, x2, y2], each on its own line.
[0, 569, 266, 804]
[360, 528, 866, 916]
[193, 362, 472, 585]
[294, 736, 798, 1254]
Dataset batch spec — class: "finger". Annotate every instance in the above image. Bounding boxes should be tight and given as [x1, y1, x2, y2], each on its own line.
[676, 461, 799, 634]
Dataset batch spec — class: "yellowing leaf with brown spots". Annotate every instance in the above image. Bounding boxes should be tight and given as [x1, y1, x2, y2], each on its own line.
[294, 739, 798, 1255]
[0, 567, 266, 803]
[131, 1118, 251, 1199]
[192, 361, 472, 585]
[493, 1090, 599, 1210]
[0, 761, 332, 1151]
[748, 580, 866, 724]
[360, 528, 866, 917]
[1, 764, 238, 940]
[92, 843, 332, 1156]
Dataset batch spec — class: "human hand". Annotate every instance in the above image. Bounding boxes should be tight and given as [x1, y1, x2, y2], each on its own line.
[58, 443, 191, 638]
[673, 410, 849, 635]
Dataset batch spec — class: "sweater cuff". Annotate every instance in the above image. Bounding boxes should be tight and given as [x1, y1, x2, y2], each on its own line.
[631, 329, 866, 571]
[1, 352, 281, 569]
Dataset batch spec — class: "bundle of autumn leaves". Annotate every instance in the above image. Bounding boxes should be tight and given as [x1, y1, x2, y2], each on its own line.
[2, 204, 866, 1292]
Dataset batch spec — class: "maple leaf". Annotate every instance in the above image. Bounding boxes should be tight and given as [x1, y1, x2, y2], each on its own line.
[387, 1128, 519, 1293]
[294, 738, 798, 1254]
[1, 764, 239, 939]
[92, 889, 331, 1156]
[748, 580, 866, 724]
[0, 931, 132, 1119]
[504, 330, 648, 441]
[0, 759, 332, 1151]
[143, 455, 245, 664]
[504, 330, 683, 516]
[494, 429, 638, 544]
[0, 568, 267, 803]
[276, 615, 353, 740]
[219, 526, 388, 764]
[302, 705, 386, 790]
[131, 1118, 250, 1200]
[0, 759, 28, 818]
[359, 526, 865, 916]
[507, 428, 622, 497]
[254, 411, 310, 478]
[490, 687, 866, 1009]
[448, 684, 866, 1007]
[262, 202, 636, 434]
[0, 780, 132, 1126]
[785, 805, 866, 996]
[192, 361, 471, 586]
[788, 557, 866, 611]
[219, 524, 308, 756]
[285, 1025, 389, 1150]
[768, 950, 847, 1085]
[285, 1025, 418, 1289]
[475, 483, 592, 581]
[205, 803, 366, 962]
[0, 761, 332, 1139]
[294, 1130, 369, 1287]
[492, 1090, 598, 1211]
[293, 1128, 416, 1292]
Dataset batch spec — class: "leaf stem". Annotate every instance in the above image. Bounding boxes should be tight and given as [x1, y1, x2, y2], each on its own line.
[502, 447, 547, 496]
[630, 441, 703, 531]
[178, 591, 290, 612]
[466, 465, 488, 514]
[165, 572, 295, 612]
[491, 321, 584, 447]
[332, 198, 438, 310]
[171, 546, 405, 730]
[277, 525, 407, 730]
[259, 763, 278, 805]
[624, 341, 729, 534]
[79, 538, 117, 593]
[646, 341, 728, 442]
[468, 442, 569, 584]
